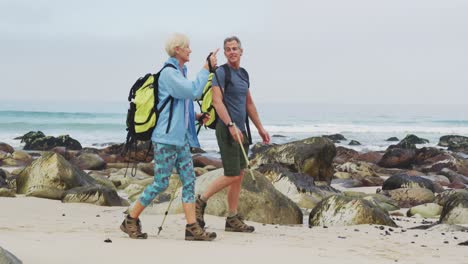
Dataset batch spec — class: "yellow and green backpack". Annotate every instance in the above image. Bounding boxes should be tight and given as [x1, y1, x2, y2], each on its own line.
[124, 64, 176, 153]
[196, 64, 252, 144]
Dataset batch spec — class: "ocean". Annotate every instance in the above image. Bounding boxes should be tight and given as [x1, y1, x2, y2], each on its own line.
[1, 102, 467, 154]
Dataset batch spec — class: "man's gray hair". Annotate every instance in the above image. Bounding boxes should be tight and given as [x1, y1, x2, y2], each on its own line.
[224, 36, 242, 49]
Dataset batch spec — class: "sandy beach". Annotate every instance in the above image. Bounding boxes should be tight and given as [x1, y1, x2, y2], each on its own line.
[1, 193, 467, 264]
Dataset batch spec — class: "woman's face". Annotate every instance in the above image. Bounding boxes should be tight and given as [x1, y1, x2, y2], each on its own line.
[176, 44, 191, 64]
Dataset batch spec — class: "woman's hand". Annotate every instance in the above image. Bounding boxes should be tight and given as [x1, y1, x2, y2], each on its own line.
[196, 112, 211, 124]
[204, 48, 219, 71]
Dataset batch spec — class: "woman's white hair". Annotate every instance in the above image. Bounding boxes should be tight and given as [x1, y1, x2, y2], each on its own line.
[165, 33, 190, 57]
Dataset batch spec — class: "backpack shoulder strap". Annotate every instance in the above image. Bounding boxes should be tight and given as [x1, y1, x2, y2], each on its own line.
[221, 64, 231, 90]
[240, 67, 249, 88]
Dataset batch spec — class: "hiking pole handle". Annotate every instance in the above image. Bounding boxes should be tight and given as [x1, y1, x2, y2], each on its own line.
[206, 52, 215, 73]
[233, 123, 256, 184]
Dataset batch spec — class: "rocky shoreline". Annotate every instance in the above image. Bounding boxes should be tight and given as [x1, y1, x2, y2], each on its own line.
[1, 131, 468, 262]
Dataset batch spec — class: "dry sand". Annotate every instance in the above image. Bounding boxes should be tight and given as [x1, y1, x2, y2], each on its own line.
[1, 194, 467, 264]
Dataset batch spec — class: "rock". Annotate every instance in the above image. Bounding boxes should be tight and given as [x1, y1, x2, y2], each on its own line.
[62, 185, 126, 206]
[16, 152, 98, 199]
[257, 163, 340, 209]
[438, 135, 468, 153]
[439, 168, 468, 184]
[308, 195, 397, 227]
[382, 174, 436, 192]
[123, 183, 146, 202]
[17, 131, 82, 151]
[426, 224, 468, 232]
[194, 167, 208, 176]
[0, 188, 16, 197]
[103, 142, 153, 162]
[145, 169, 304, 225]
[87, 172, 116, 190]
[322, 134, 346, 142]
[413, 147, 445, 165]
[355, 151, 384, 164]
[386, 137, 399, 142]
[396, 134, 429, 149]
[343, 191, 400, 212]
[250, 137, 336, 184]
[0, 142, 14, 153]
[272, 134, 286, 138]
[378, 148, 416, 169]
[439, 191, 468, 224]
[385, 188, 435, 208]
[335, 161, 384, 186]
[1, 150, 32, 167]
[108, 169, 152, 189]
[407, 203, 442, 218]
[0, 168, 8, 188]
[334, 146, 359, 164]
[420, 175, 450, 186]
[0, 246, 22, 264]
[192, 154, 222, 169]
[348, 140, 361, 146]
[70, 153, 106, 170]
[203, 165, 218, 171]
[435, 189, 468, 207]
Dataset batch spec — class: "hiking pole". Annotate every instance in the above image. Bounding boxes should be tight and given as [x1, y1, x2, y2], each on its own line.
[157, 179, 180, 235]
[233, 123, 256, 185]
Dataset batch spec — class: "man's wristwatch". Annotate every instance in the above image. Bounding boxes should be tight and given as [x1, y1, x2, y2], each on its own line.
[227, 121, 235, 128]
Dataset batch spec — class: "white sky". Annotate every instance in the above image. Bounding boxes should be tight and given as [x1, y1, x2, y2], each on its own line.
[1, 0, 467, 106]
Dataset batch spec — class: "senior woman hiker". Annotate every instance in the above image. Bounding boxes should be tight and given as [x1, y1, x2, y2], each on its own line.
[120, 33, 219, 241]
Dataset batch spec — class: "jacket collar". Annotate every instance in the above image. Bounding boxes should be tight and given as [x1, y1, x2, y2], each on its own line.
[165, 57, 187, 75]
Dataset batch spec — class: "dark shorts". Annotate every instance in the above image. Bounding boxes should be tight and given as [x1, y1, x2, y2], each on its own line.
[216, 122, 250, 176]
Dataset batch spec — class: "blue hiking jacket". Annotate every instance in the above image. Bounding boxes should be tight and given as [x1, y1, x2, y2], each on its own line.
[151, 57, 209, 147]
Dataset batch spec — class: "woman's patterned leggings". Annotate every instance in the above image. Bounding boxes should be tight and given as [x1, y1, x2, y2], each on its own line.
[138, 141, 196, 207]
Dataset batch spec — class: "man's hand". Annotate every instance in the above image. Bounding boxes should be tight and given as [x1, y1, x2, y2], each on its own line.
[229, 125, 244, 143]
[259, 128, 270, 144]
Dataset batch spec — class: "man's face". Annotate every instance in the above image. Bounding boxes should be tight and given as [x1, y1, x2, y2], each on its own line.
[224, 40, 242, 64]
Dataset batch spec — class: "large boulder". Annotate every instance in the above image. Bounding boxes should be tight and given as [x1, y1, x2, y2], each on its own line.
[342, 191, 400, 212]
[257, 163, 340, 209]
[439, 191, 468, 224]
[407, 203, 442, 218]
[438, 135, 468, 153]
[378, 148, 416, 169]
[144, 169, 304, 225]
[355, 151, 384, 164]
[383, 188, 435, 208]
[0, 142, 14, 153]
[382, 174, 436, 192]
[62, 186, 126, 206]
[435, 189, 468, 207]
[101, 142, 152, 163]
[192, 154, 223, 169]
[0, 247, 22, 264]
[394, 134, 429, 149]
[0, 188, 16, 197]
[70, 153, 106, 170]
[308, 195, 397, 227]
[250, 137, 336, 184]
[334, 161, 384, 187]
[334, 146, 359, 164]
[322, 134, 346, 143]
[16, 152, 98, 199]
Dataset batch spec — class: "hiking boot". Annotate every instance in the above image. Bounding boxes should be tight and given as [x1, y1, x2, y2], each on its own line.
[185, 222, 217, 241]
[195, 194, 207, 228]
[120, 215, 148, 239]
[225, 214, 255, 233]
